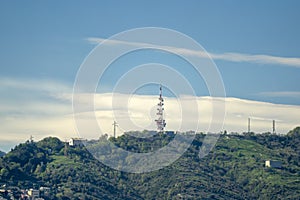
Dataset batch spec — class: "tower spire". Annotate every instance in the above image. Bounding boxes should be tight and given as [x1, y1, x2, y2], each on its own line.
[155, 84, 166, 133]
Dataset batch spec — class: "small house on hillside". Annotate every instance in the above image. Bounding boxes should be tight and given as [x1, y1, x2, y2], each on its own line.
[69, 138, 87, 147]
[265, 160, 282, 168]
[28, 188, 39, 199]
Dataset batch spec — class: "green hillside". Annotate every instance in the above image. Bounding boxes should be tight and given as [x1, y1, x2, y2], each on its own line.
[0, 151, 5, 157]
[0, 128, 300, 199]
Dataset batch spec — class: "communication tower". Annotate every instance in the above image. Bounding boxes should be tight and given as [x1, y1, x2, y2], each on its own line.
[155, 85, 166, 133]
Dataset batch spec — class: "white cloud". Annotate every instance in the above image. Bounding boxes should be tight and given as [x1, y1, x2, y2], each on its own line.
[72, 93, 300, 136]
[0, 77, 300, 151]
[0, 77, 71, 94]
[86, 37, 300, 68]
[0, 78, 76, 151]
[258, 91, 300, 98]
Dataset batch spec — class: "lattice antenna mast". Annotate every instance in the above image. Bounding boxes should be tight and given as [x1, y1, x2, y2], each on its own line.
[155, 85, 166, 133]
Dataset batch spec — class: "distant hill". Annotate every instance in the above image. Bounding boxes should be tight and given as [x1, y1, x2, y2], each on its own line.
[0, 128, 300, 199]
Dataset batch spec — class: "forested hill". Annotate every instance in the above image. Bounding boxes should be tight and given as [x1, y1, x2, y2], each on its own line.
[0, 151, 5, 157]
[0, 128, 300, 199]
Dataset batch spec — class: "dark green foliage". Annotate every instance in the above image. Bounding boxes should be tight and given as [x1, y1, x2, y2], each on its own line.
[287, 127, 300, 137]
[0, 129, 300, 199]
[36, 137, 64, 154]
[110, 132, 174, 153]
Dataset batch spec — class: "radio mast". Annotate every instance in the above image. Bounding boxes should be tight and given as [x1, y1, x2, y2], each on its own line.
[155, 85, 166, 133]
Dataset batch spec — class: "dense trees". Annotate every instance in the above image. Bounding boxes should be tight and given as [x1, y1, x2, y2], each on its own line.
[0, 128, 300, 199]
[0, 151, 5, 157]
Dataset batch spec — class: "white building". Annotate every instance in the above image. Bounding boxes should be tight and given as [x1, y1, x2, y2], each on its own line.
[265, 160, 282, 168]
[28, 189, 39, 199]
[69, 138, 87, 147]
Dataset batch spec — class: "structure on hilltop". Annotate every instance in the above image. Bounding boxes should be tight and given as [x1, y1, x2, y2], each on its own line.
[155, 85, 166, 133]
[69, 138, 87, 147]
[265, 160, 282, 168]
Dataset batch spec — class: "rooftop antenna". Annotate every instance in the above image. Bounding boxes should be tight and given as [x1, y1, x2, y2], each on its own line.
[112, 121, 118, 138]
[155, 84, 166, 133]
[272, 120, 276, 134]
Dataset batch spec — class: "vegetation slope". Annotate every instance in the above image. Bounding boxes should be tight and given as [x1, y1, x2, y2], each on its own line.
[0, 127, 300, 199]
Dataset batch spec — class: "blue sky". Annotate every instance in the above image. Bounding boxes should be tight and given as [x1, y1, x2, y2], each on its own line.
[1, 1, 300, 104]
[1, 1, 300, 151]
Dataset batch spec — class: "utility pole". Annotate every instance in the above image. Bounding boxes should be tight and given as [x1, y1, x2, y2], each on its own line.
[112, 121, 118, 138]
[64, 140, 68, 156]
[272, 120, 276, 134]
[248, 118, 251, 133]
[30, 135, 34, 143]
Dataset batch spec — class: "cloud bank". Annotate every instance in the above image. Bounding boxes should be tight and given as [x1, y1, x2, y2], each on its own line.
[1, 78, 300, 151]
[258, 91, 300, 98]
